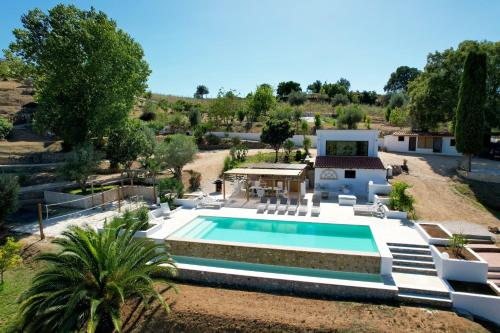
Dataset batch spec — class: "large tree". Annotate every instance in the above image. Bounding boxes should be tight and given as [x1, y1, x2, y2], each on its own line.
[18, 219, 176, 332]
[208, 89, 243, 130]
[9, 5, 150, 146]
[156, 134, 198, 180]
[276, 81, 301, 99]
[407, 41, 499, 132]
[455, 51, 487, 171]
[307, 80, 322, 93]
[59, 143, 103, 193]
[384, 66, 421, 93]
[261, 119, 294, 163]
[194, 85, 209, 99]
[248, 84, 276, 121]
[106, 120, 151, 169]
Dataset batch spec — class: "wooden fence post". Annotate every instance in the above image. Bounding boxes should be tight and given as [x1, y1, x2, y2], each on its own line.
[101, 191, 105, 211]
[37, 203, 45, 240]
[118, 186, 122, 212]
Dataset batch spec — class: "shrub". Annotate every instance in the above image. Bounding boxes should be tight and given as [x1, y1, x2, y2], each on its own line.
[365, 115, 372, 129]
[337, 105, 364, 129]
[283, 139, 295, 162]
[231, 136, 241, 146]
[288, 91, 307, 106]
[0, 174, 19, 225]
[139, 110, 156, 121]
[0, 117, 13, 140]
[331, 93, 349, 106]
[205, 133, 221, 145]
[158, 177, 184, 199]
[223, 155, 233, 172]
[0, 237, 22, 285]
[389, 181, 415, 214]
[294, 150, 302, 162]
[230, 144, 248, 161]
[314, 113, 321, 130]
[449, 233, 468, 258]
[187, 170, 202, 191]
[389, 107, 408, 127]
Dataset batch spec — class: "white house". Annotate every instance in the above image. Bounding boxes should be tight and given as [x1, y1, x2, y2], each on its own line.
[383, 131, 461, 156]
[314, 130, 388, 198]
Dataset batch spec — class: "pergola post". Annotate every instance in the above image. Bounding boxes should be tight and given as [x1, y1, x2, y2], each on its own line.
[223, 174, 226, 200]
[245, 177, 249, 201]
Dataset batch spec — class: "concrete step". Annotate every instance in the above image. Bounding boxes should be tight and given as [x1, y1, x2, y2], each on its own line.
[469, 244, 500, 252]
[393, 259, 435, 269]
[398, 292, 452, 308]
[399, 286, 450, 298]
[389, 246, 431, 255]
[466, 239, 495, 244]
[490, 279, 500, 287]
[459, 234, 494, 241]
[393, 265, 437, 276]
[387, 242, 429, 249]
[488, 272, 500, 280]
[392, 253, 434, 262]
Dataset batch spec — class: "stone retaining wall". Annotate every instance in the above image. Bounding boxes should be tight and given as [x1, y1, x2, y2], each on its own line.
[167, 239, 380, 274]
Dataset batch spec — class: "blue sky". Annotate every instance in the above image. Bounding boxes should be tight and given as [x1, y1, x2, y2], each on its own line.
[1, 1, 499, 97]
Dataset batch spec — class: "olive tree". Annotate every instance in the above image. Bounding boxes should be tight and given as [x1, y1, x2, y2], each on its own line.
[261, 119, 294, 163]
[156, 134, 198, 180]
[59, 143, 103, 194]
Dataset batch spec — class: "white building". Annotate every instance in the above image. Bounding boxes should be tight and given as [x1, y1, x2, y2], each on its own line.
[383, 131, 461, 156]
[314, 130, 388, 198]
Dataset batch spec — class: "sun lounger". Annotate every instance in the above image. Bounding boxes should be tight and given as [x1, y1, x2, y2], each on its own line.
[198, 196, 223, 209]
[311, 195, 321, 215]
[277, 198, 288, 213]
[298, 199, 308, 215]
[288, 198, 298, 214]
[268, 197, 278, 212]
[257, 197, 268, 213]
[353, 203, 383, 217]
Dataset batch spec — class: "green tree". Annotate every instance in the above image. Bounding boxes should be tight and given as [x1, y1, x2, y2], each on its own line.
[106, 120, 150, 169]
[261, 119, 294, 162]
[0, 237, 22, 285]
[208, 89, 242, 130]
[388, 107, 408, 127]
[303, 136, 312, 156]
[277, 81, 301, 99]
[307, 80, 322, 93]
[321, 82, 348, 99]
[331, 94, 349, 106]
[314, 113, 322, 131]
[0, 174, 19, 226]
[389, 181, 415, 215]
[337, 78, 351, 91]
[292, 108, 303, 132]
[455, 51, 487, 171]
[0, 50, 33, 81]
[0, 117, 13, 140]
[384, 66, 421, 92]
[300, 120, 309, 135]
[156, 134, 198, 180]
[59, 143, 103, 194]
[194, 85, 209, 99]
[188, 108, 202, 127]
[283, 139, 295, 162]
[248, 84, 276, 121]
[167, 112, 190, 133]
[288, 91, 307, 106]
[10, 5, 150, 146]
[18, 220, 176, 333]
[337, 105, 364, 129]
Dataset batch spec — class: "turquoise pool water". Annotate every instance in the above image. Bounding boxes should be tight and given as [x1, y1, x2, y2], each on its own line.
[170, 216, 379, 253]
[173, 255, 382, 283]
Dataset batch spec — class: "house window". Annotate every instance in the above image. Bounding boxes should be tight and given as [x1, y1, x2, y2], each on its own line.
[398, 136, 404, 142]
[344, 170, 356, 178]
[325, 141, 368, 156]
[417, 136, 433, 149]
[450, 139, 456, 147]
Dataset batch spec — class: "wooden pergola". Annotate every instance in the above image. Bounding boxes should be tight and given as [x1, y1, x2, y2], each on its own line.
[222, 163, 308, 201]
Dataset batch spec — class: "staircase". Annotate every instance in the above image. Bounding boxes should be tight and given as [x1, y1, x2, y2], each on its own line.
[469, 242, 500, 287]
[388, 242, 452, 307]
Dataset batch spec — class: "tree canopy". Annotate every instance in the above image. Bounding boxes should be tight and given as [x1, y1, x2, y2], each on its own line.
[455, 51, 487, 171]
[106, 120, 153, 169]
[194, 85, 209, 99]
[384, 66, 420, 93]
[9, 5, 150, 146]
[208, 89, 244, 130]
[0, 174, 19, 225]
[156, 134, 198, 180]
[260, 119, 294, 162]
[277, 81, 301, 99]
[307, 80, 322, 93]
[337, 105, 365, 129]
[248, 84, 276, 121]
[59, 143, 103, 193]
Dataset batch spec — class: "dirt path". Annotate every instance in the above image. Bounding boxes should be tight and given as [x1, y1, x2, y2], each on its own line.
[123, 284, 490, 333]
[379, 152, 499, 228]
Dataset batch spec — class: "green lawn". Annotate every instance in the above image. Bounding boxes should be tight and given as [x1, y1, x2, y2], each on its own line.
[0, 263, 39, 332]
[238, 151, 304, 166]
[65, 184, 118, 195]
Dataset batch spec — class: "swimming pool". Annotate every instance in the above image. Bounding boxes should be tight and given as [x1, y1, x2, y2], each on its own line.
[170, 216, 379, 253]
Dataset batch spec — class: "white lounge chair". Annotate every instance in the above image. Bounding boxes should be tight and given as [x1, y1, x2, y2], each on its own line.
[160, 202, 172, 217]
[311, 195, 321, 215]
[277, 198, 288, 213]
[288, 198, 298, 214]
[148, 208, 166, 223]
[268, 197, 278, 212]
[257, 197, 268, 213]
[198, 196, 223, 209]
[353, 203, 384, 217]
[298, 198, 308, 215]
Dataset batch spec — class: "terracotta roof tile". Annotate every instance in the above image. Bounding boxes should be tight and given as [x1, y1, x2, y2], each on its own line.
[315, 156, 385, 170]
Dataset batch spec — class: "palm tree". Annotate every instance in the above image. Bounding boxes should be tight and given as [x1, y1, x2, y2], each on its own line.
[17, 218, 177, 333]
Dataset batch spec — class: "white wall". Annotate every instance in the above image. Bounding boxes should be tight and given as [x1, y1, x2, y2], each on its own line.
[208, 132, 318, 148]
[452, 289, 500, 325]
[431, 245, 488, 283]
[316, 130, 379, 157]
[314, 168, 387, 196]
[383, 135, 461, 156]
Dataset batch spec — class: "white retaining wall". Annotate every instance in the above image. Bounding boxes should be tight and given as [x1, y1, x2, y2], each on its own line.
[367, 181, 392, 202]
[430, 245, 488, 283]
[383, 135, 461, 156]
[208, 132, 318, 148]
[451, 285, 500, 325]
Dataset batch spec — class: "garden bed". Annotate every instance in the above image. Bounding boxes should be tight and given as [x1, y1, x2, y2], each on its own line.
[435, 245, 478, 261]
[447, 280, 498, 296]
[64, 184, 118, 195]
[420, 223, 450, 238]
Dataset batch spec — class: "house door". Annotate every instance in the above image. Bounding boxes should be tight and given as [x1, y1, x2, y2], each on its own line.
[433, 137, 443, 153]
[408, 137, 416, 151]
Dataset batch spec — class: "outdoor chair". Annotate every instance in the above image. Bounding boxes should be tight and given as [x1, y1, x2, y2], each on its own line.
[353, 203, 384, 218]
[148, 208, 166, 222]
[159, 202, 172, 217]
[311, 195, 321, 216]
[288, 198, 298, 214]
[257, 197, 268, 213]
[198, 196, 223, 209]
[268, 197, 278, 212]
[277, 197, 288, 213]
[298, 198, 308, 215]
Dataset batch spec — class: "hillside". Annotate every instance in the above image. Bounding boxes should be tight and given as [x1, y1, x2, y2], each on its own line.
[0, 80, 35, 122]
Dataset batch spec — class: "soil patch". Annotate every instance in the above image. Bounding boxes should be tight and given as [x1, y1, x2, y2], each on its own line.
[421, 224, 450, 238]
[435, 245, 479, 261]
[448, 280, 499, 296]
